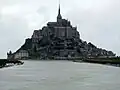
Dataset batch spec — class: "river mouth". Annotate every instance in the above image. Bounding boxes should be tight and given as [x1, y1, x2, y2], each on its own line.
[0, 60, 120, 90]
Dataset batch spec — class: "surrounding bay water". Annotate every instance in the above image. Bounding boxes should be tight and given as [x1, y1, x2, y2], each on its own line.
[0, 60, 120, 90]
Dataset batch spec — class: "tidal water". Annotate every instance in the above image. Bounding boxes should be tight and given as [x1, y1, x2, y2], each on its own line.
[0, 60, 120, 90]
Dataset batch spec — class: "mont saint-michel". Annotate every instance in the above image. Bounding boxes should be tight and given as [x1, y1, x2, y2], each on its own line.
[7, 5, 115, 60]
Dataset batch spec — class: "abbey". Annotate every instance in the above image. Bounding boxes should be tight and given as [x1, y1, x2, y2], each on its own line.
[7, 5, 115, 60]
[32, 5, 79, 49]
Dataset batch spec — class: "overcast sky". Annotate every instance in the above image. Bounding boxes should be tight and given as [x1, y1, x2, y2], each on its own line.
[0, 0, 120, 58]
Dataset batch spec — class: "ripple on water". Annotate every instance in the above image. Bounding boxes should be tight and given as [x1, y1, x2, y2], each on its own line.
[0, 60, 120, 90]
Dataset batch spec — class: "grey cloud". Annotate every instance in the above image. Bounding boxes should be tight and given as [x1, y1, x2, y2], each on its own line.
[37, 6, 50, 26]
[0, 14, 29, 58]
[66, 1, 120, 55]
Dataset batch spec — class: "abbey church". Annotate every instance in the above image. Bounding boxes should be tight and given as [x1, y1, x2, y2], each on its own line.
[7, 5, 115, 60]
[32, 5, 79, 48]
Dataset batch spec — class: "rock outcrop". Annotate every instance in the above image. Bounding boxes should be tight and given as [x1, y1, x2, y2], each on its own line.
[7, 5, 116, 60]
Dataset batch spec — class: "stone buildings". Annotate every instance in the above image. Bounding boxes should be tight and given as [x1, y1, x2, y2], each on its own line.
[31, 5, 79, 49]
[7, 5, 116, 60]
[7, 50, 29, 60]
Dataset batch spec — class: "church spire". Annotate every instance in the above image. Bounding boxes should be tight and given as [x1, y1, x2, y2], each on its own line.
[58, 4, 61, 16]
[57, 2, 62, 21]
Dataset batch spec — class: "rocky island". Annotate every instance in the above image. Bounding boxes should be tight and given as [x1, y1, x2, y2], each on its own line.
[7, 5, 116, 60]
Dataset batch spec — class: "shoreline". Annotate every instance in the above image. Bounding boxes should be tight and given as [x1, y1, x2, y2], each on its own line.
[0, 57, 120, 68]
[0, 59, 24, 68]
